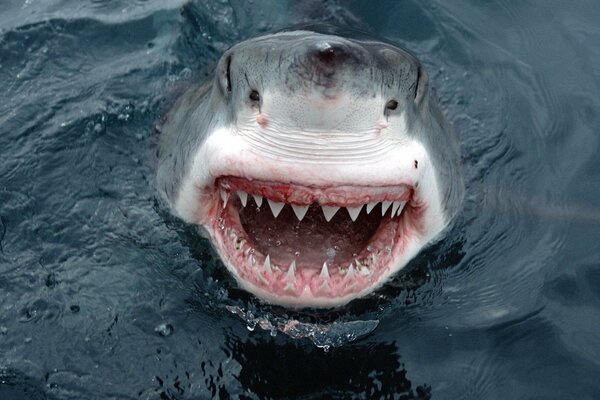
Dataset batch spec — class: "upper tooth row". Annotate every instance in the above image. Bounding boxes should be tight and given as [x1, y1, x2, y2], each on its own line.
[221, 190, 406, 221]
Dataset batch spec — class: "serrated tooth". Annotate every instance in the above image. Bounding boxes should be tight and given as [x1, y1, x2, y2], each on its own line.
[283, 260, 296, 292]
[359, 265, 371, 276]
[263, 254, 272, 275]
[252, 194, 263, 207]
[396, 201, 406, 216]
[355, 258, 365, 269]
[237, 191, 248, 207]
[255, 269, 269, 285]
[220, 190, 229, 208]
[321, 205, 339, 222]
[284, 261, 296, 282]
[381, 201, 392, 216]
[366, 202, 377, 214]
[267, 199, 285, 218]
[370, 252, 377, 265]
[346, 205, 363, 222]
[284, 282, 296, 293]
[320, 262, 330, 281]
[291, 204, 309, 221]
[344, 264, 355, 281]
[391, 201, 402, 217]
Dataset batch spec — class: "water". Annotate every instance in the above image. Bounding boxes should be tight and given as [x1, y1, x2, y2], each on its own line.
[1, 0, 599, 398]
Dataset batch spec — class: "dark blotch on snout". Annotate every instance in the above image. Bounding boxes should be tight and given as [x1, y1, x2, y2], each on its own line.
[313, 43, 348, 64]
[304, 42, 359, 89]
[309, 42, 356, 69]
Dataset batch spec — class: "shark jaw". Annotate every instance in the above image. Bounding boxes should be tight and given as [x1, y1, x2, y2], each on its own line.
[206, 176, 431, 308]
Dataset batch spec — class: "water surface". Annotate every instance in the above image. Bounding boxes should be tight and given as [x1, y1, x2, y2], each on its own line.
[1, 0, 600, 399]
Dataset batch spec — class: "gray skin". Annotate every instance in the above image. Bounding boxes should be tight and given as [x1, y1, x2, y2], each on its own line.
[158, 30, 462, 219]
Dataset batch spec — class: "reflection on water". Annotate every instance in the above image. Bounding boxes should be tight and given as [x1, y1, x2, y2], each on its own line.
[1, 0, 600, 398]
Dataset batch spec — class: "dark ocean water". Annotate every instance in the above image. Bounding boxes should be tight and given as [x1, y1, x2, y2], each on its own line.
[1, 1, 600, 399]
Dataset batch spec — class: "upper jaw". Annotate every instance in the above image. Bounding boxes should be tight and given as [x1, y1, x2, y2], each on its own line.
[217, 176, 413, 208]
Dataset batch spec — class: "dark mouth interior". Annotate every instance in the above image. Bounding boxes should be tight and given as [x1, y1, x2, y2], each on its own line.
[239, 201, 384, 269]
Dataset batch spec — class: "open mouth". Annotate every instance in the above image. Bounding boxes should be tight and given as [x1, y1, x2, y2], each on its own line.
[212, 176, 416, 307]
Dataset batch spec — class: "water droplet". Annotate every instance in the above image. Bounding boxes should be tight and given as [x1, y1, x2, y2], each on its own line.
[155, 323, 173, 337]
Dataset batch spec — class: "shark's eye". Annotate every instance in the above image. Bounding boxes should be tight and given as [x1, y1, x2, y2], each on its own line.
[385, 99, 398, 111]
[249, 90, 260, 102]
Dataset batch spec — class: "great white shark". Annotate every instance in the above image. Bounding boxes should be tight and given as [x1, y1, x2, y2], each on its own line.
[156, 29, 463, 308]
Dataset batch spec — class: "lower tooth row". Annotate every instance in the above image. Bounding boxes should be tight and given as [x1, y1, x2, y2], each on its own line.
[232, 236, 378, 292]
[220, 189, 406, 221]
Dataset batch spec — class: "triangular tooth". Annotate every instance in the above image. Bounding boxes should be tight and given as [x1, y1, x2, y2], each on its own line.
[321, 205, 340, 222]
[381, 201, 392, 216]
[344, 264, 355, 281]
[255, 269, 269, 285]
[346, 205, 363, 222]
[320, 262, 330, 280]
[284, 283, 296, 293]
[267, 199, 285, 218]
[319, 281, 330, 293]
[220, 190, 229, 208]
[366, 202, 377, 214]
[237, 191, 248, 207]
[391, 201, 401, 217]
[263, 254, 272, 275]
[291, 204, 309, 221]
[284, 261, 296, 282]
[359, 265, 371, 276]
[396, 201, 406, 216]
[252, 194, 263, 207]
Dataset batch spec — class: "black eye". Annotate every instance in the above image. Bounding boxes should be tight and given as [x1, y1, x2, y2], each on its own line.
[249, 90, 260, 101]
[386, 99, 398, 111]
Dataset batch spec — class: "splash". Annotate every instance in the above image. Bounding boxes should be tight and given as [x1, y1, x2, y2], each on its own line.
[226, 305, 379, 350]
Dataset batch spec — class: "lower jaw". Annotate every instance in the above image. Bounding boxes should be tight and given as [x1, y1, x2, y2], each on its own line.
[211, 199, 413, 309]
